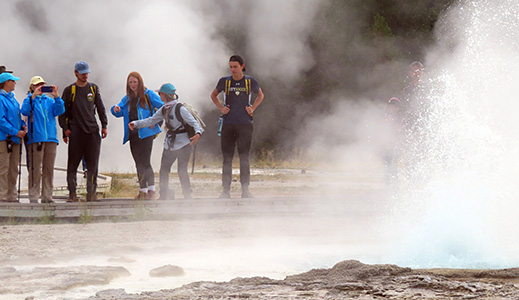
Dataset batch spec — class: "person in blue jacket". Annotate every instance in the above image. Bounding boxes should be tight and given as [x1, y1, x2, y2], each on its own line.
[111, 71, 163, 200]
[21, 76, 65, 204]
[0, 72, 27, 202]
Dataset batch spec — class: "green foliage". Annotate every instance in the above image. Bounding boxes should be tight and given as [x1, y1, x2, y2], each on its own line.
[372, 12, 393, 36]
[78, 202, 95, 224]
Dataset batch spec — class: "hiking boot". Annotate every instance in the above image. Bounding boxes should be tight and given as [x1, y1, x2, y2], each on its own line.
[41, 199, 55, 204]
[241, 190, 254, 198]
[66, 193, 79, 203]
[86, 193, 98, 202]
[219, 190, 231, 199]
[241, 186, 254, 198]
[147, 190, 156, 200]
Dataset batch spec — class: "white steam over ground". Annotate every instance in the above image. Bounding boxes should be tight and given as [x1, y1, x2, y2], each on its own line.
[306, 0, 519, 268]
[1, 0, 324, 172]
[2, 0, 519, 279]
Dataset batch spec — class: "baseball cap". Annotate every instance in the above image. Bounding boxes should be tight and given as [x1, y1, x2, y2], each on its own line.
[74, 61, 91, 74]
[0, 66, 13, 73]
[159, 83, 177, 95]
[0, 72, 20, 84]
[30, 76, 46, 86]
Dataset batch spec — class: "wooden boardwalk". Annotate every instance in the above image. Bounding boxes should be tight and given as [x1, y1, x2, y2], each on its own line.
[0, 197, 310, 221]
[0, 194, 382, 222]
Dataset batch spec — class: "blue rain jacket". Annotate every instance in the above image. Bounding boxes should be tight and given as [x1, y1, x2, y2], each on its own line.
[0, 90, 25, 144]
[111, 89, 163, 144]
[21, 93, 65, 144]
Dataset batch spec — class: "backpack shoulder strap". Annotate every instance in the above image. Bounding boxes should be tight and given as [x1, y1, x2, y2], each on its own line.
[145, 92, 153, 115]
[90, 84, 96, 100]
[71, 84, 76, 102]
[246, 77, 251, 95]
[225, 79, 231, 96]
[175, 103, 185, 126]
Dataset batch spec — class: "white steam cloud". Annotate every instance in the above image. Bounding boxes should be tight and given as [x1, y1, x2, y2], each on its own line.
[1, 0, 326, 172]
[306, 0, 519, 268]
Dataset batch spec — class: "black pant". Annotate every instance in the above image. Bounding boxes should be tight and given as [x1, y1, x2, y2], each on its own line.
[67, 127, 101, 196]
[129, 135, 155, 189]
[159, 145, 192, 199]
[221, 123, 253, 191]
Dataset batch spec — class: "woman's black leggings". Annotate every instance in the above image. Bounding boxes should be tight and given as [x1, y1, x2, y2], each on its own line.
[129, 135, 155, 189]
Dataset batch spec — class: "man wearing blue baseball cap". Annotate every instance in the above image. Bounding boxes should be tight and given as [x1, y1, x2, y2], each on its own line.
[58, 61, 108, 202]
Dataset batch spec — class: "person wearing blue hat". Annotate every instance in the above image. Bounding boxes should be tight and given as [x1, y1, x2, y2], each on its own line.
[129, 83, 203, 200]
[111, 71, 163, 200]
[0, 72, 27, 202]
[58, 61, 108, 202]
[210, 55, 264, 198]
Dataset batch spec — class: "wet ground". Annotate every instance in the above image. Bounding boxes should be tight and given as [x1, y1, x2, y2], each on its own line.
[2, 166, 519, 299]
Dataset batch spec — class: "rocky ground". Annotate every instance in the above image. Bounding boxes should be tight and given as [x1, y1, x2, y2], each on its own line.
[2, 168, 519, 300]
[79, 260, 519, 300]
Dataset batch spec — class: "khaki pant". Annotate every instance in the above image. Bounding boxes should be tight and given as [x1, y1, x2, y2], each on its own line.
[0, 141, 21, 202]
[27, 142, 57, 201]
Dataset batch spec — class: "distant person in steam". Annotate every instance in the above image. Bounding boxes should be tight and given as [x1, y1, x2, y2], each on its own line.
[0, 72, 27, 202]
[401, 61, 425, 128]
[381, 97, 404, 188]
[129, 83, 203, 200]
[111, 72, 163, 200]
[21, 76, 65, 204]
[58, 61, 108, 202]
[210, 55, 264, 198]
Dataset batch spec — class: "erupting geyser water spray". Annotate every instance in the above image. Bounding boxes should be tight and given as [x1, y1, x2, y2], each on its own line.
[389, 0, 519, 269]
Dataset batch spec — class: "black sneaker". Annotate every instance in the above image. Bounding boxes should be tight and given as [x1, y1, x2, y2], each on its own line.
[41, 199, 55, 204]
[219, 190, 231, 198]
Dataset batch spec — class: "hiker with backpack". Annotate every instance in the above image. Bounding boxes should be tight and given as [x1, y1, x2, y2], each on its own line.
[111, 71, 163, 200]
[210, 55, 264, 198]
[21, 76, 65, 204]
[58, 61, 108, 202]
[128, 83, 203, 200]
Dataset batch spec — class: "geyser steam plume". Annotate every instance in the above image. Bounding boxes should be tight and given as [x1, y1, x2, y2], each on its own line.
[388, 0, 519, 268]
[1, 0, 325, 172]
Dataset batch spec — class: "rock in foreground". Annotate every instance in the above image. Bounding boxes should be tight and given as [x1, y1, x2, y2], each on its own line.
[81, 260, 519, 299]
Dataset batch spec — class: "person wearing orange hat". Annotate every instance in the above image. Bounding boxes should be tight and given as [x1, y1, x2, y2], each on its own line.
[21, 76, 65, 203]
